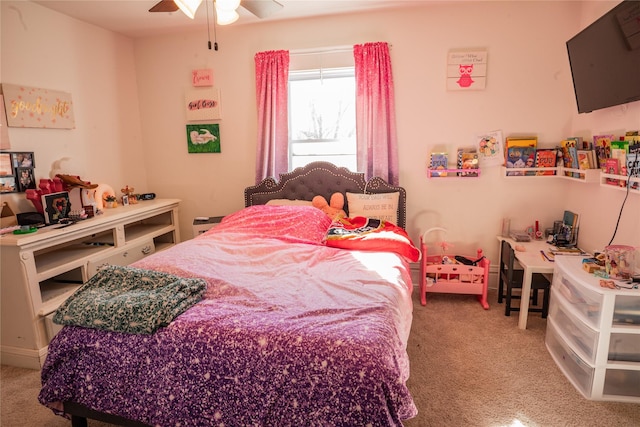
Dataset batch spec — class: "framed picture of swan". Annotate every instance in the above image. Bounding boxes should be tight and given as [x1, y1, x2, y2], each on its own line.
[186, 123, 221, 153]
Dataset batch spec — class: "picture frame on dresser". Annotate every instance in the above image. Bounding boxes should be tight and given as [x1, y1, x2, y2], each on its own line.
[42, 191, 71, 224]
[10, 151, 35, 168]
[16, 167, 36, 192]
[0, 175, 17, 193]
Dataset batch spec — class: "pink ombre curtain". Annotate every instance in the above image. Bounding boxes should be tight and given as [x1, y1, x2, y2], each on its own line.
[254, 50, 290, 184]
[354, 42, 399, 186]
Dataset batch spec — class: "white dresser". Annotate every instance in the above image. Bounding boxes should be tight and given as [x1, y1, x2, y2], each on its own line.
[0, 199, 180, 369]
[546, 256, 640, 402]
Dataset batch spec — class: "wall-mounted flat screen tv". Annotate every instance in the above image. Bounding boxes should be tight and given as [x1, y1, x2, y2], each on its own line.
[566, 0, 640, 114]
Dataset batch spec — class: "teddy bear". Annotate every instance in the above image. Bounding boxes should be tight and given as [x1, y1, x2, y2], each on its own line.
[312, 192, 346, 221]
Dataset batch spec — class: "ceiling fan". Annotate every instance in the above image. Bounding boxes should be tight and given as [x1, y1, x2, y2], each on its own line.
[149, 0, 284, 25]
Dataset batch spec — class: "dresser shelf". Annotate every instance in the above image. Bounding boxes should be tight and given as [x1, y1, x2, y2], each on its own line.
[0, 199, 181, 369]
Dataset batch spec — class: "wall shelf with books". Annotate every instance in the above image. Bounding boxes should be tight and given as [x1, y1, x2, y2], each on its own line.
[501, 166, 558, 177]
[427, 169, 481, 178]
[557, 167, 600, 183]
[501, 166, 599, 182]
[428, 149, 480, 179]
[599, 173, 640, 195]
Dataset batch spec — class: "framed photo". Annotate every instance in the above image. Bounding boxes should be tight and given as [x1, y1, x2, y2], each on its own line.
[16, 167, 36, 192]
[122, 195, 130, 206]
[11, 152, 35, 168]
[186, 124, 221, 153]
[0, 152, 13, 176]
[42, 191, 71, 224]
[0, 175, 17, 193]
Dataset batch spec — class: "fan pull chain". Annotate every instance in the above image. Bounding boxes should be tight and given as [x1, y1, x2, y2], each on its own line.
[212, 0, 219, 50]
[206, 0, 212, 49]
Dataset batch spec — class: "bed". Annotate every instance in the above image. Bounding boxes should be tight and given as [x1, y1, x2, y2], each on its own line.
[39, 162, 418, 426]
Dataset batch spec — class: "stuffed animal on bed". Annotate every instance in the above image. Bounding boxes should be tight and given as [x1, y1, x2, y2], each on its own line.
[312, 193, 347, 221]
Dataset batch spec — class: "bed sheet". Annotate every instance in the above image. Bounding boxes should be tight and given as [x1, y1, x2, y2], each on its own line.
[39, 205, 417, 426]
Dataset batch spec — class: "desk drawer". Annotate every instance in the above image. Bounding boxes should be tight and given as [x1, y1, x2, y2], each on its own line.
[87, 240, 155, 277]
[552, 265, 603, 328]
[546, 318, 594, 398]
[549, 287, 599, 364]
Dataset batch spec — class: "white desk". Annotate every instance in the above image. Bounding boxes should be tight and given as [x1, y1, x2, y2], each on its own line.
[497, 237, 556, 330]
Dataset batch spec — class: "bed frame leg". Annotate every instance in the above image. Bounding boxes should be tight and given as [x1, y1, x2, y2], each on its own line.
[71, 415, 88, 427]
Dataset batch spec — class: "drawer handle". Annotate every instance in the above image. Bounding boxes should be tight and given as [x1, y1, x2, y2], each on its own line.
[142, 246, 152, 255]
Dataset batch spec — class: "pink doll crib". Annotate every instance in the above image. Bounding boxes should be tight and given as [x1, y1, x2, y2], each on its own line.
[419, 227, 490, 309]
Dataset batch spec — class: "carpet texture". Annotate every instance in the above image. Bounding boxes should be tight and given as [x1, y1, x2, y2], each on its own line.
[2, 289, 639, 426]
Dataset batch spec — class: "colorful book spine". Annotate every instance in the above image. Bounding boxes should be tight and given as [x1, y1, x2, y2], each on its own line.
[429, 153, 449, 177]
[534, 149, 557, 175]
[457, 150, 479, 177]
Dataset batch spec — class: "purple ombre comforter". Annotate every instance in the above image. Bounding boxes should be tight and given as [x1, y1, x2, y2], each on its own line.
[39, 205, 417, 426]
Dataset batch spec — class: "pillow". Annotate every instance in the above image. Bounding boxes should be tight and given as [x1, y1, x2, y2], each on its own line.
[266, 199, 314, 206]
[324, 216, 420, 263]
[346, 192, 399, 224]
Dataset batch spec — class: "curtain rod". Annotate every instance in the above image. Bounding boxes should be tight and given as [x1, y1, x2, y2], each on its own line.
[290, 44, 392, 56]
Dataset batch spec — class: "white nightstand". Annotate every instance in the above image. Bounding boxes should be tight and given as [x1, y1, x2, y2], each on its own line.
[192, 216, 224, 238]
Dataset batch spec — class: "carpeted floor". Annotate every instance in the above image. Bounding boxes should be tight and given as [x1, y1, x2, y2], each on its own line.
[2, 289, 639, 426]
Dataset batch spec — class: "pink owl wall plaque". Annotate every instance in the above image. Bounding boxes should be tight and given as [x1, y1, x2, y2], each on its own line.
[446, 49, 487, 91]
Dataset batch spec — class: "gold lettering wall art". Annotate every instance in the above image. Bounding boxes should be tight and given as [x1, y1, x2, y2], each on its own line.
[1, 84, 75, 129]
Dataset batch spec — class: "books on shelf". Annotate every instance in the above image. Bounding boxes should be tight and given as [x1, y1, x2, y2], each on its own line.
[534, 149, 557, 175]
[576, 149, 598, 169]
[560, 138, 580, 177]
[611, 140, 629, 178]
[457, 149, 479, 177]
[429, 152, 449, 177]
[604, 158, 620, 185]
[628, 142, 640, 190]
[594, 134, 614, 170]
[505, 136, 537, 176]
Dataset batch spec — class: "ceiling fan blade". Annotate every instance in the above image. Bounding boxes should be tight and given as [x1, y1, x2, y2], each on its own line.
[149, 0, 180, 13]
[241, 0, 284, 19]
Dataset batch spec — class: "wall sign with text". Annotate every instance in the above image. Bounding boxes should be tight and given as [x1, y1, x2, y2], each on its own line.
[185, 88, 221, 121]
[192, 69, 214, 87]
[1, 84, 75, 129]
[446, 49, 488, 91]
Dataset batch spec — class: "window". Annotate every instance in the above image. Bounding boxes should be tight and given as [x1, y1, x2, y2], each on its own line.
[288, 68, 356, 170]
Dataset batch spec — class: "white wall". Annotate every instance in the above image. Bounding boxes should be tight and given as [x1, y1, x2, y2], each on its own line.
[1, 1, 148, 215]
[2, 1, 638, 275]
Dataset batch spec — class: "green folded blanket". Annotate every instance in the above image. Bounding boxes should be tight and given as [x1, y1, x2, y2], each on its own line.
[53, 265, 207, 334]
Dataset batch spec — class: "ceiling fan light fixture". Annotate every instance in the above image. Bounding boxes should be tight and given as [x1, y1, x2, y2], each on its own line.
[216, 7, 239, 25]
[215, 0, 241, 11]
[175, 0, 203, 19]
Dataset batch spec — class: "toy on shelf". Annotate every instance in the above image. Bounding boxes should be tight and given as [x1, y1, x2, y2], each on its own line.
[121, 185, 138, 204]
[419, 227, 490, 309]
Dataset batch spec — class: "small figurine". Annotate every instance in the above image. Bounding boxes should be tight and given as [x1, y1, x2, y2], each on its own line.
[121, 185, 138, 204]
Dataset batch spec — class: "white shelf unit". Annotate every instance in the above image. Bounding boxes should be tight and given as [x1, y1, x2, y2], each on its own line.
[546, 256, 640, 403]
[502, 166, 638, 196]
[501, 166, 599, 182]
[599, 173, 640, 195]
[556, 167, 600, 183]
[0, 199, 181, 369]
